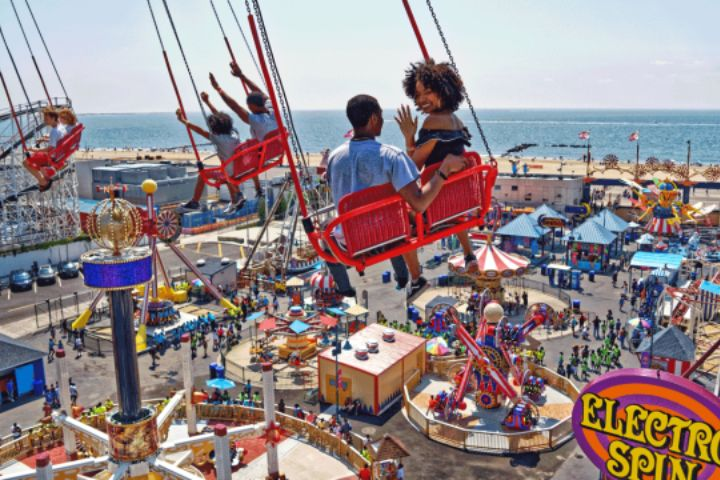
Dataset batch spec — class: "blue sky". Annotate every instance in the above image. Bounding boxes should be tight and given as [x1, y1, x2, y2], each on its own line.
[1, 0, 718, 113]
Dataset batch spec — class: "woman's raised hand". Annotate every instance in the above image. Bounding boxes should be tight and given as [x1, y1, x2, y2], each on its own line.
[394, 104, 418, 141]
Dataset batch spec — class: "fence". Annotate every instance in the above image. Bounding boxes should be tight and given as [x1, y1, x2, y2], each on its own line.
[33, 290, 107, 331]
[402, 365, 579, 454]
[506, 277, 572, 306]
[194, 403, 365, 471]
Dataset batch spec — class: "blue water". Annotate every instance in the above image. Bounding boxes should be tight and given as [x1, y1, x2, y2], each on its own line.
[77, 109, 720, 163]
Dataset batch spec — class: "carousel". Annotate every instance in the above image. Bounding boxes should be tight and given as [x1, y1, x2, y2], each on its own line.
[258, 305, 339, 362]
[448, 242, 530, 302]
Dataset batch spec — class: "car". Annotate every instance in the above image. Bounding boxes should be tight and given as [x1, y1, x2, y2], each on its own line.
[9, 270, 33, 292]
[57, 261, 80, 279]
[36, 264, 57, 286]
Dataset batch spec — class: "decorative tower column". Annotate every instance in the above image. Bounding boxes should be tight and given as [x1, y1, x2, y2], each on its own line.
[82, 184, 158, 468]
[35, 452, 53, 480]
[213, 424, 231, 480]
[54, 348, 76, 458]
[262, 362, 280, 479]
[180, 333, 197, 434]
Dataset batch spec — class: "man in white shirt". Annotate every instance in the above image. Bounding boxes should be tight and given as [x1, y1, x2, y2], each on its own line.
[24, 107, 67, 191]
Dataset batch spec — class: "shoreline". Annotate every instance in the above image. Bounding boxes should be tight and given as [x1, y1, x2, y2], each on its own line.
[74, 149, 719, 183]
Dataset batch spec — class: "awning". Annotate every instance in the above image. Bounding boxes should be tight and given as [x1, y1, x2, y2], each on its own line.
[246, 311, 265, 322]
[289, 320, 311, 335]
[286, 276, 305, 287]
[630, 252, 684, 271]
[318, 314, 338, 327]
[547, 263, 571, 272]
[326, 307, 346, 317]
[258, 317, 276, 331]
[700, 281, 720, 296]
[344, 304, 369, 317]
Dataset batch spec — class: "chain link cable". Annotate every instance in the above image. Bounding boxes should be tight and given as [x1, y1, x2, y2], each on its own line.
[25, 0, 69, 100]
[248, 0, 312, 182]
[425, 0, 495, 163]
[227, 0, 266, 89]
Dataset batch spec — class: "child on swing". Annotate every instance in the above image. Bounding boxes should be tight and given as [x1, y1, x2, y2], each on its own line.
[176, 109, 244, 214]
[396, 59, 478, 273]
[24, 107, 66, 191]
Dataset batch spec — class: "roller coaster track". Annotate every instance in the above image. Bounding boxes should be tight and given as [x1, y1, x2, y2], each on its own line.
[0, 98, 71, 160]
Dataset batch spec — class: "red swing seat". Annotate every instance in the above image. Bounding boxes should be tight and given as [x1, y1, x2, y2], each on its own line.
[314, 151, 497, 272]
[199, 128, 288, 189]
[27, 124, 85, 178]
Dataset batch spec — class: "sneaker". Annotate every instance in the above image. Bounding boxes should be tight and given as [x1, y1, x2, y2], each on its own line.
[395, 277, 409, 290]
[177, 200, 200, 212]
[407, 276, 429, 302]
[232, 195, 246, 211]
[463, 253, 479, 274]
[223, 202, 237, 215]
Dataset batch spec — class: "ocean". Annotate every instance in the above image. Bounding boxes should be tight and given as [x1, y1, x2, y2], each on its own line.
[77, 109, 720, 164]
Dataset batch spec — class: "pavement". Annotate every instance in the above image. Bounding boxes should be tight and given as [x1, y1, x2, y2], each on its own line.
[0, 219, 649, 479]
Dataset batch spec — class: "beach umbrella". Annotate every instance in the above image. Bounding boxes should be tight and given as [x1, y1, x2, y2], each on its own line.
[206, 378, 236, 390]
[426, 337, 450, 356]
[627, 317, 652, 329]
[193, 279, 204, 287]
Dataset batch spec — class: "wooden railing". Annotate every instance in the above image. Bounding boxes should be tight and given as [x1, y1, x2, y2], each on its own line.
[402, 364, 579, 454]
[194, 403, 365, 471]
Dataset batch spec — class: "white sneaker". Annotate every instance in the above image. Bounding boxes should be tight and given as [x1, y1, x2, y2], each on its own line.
[223, 202, 237, 215]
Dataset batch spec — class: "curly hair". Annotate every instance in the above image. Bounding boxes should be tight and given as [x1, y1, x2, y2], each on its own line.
[402, 59, 465, 112]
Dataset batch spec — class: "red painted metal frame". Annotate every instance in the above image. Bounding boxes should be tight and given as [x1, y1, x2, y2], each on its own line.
[28, 124, 85, 177]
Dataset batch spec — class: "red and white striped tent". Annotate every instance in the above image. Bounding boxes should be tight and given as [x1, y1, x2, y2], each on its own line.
[449, 243, 530, 279]
[310, 272, 335, 291]
[647, 217, 681, 236]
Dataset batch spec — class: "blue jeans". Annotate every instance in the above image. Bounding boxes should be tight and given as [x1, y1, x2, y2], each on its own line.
[326, 256, 408, 293]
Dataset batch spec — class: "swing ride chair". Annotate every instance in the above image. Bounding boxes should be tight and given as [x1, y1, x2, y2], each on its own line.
[197, 126, 287, 189]
[310, 152, 497, 273]
[28, 123, 84, 178]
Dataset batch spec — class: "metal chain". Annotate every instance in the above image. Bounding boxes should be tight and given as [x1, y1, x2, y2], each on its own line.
[227, 0, 266, 88]
[250, 0, 311, 180]
[425, 0, 495, 163]
[25, 0, 69, 100]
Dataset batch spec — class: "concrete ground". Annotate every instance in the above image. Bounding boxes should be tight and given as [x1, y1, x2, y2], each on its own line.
[0, 221, 647, 479]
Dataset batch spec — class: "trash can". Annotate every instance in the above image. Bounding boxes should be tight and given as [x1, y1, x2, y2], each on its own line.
[434, 254, 441, 264]
[572, 299, 581, 312]
[382, 271, 391, 284]
[209, 362, 218, 379]
[548, 268, 556, 286]
[571, 270, 581, 290]
[690, 271, 697, 281]
[215, 365, 225, 379]
[439, 275, 449, 286]
[588, 270, 596, 282]
[541, 264, 548, 276]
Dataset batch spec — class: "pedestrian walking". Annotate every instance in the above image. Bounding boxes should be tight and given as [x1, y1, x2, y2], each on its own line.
[48, 337, 55, 362]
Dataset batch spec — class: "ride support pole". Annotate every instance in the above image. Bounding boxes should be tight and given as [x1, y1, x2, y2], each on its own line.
[0, 70, 28, 152]
[402, 0, 431, 61]
[162, 51, 202, 164]
[246, 13, 309, 218]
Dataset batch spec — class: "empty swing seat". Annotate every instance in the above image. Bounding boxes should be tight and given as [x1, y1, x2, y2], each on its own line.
[27, 124, 85, 178]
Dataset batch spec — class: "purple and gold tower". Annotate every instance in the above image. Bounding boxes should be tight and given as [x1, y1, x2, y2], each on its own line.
[82, 185, 158, 463]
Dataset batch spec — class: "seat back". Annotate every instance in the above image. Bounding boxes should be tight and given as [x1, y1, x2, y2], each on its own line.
[420, 151, 485, 229]
[50, 124, 84, 168]
[337, 183, 410, 257]
[260, 129, 285, 160]
[232, 138, 262, 174]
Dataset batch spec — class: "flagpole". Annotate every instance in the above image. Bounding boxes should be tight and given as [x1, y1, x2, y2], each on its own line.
[635, 141, 640, 181]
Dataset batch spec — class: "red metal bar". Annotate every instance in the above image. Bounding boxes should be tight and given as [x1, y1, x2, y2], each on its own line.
[0, 70, 29, 153]
[246, 13, 309, 219]
[402, 0, 431, 61]
[683, 336, 720, 378]
[162, 50, 202, 164]
[168, 243, 226, 304]
[223, 36, 250, 95]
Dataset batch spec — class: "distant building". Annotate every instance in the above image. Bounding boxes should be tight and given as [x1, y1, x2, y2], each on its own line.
[493, 175, 584, 209]
[90, 163, 198, 205]
[0, 334, 46, 405]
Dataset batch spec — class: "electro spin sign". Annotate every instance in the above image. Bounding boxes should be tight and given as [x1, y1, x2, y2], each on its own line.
[572, 369, 720, 480]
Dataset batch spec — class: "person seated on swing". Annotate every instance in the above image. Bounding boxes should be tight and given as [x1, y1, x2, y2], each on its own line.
[326, 94, 467, 301]
[24, 107, 66, 192]
[396, 59, 478, 273]
[203, 61, 278, 198]
[175, 109, 245, 214]
[58, 107, 79, 135]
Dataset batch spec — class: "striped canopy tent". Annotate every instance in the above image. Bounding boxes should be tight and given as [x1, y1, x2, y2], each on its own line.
[449, 243, 530, 280]
[309, 272, 335, 291]
[647, 216, 681, 236]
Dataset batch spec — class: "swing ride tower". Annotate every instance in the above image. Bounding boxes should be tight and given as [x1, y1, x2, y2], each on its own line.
[0, 0, 79, 251]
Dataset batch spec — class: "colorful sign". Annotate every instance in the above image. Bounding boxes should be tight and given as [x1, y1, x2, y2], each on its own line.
[572, 369, 720, 480]
[538, 215, 566, 229]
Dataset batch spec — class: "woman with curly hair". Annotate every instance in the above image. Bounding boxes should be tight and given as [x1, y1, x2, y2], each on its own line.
[395, 59, 477, 272]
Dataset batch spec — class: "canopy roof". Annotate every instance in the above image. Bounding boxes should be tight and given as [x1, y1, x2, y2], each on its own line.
[0, 334, 45, 372]
[636, 326, 695, 362]
[448, 243, 530, 278]
[289, 320, 311, 335]
[371, 434, 411, 461]
[344, 303, 369, 317]
[566, 219, 617, 245]
[529, 203, 569, 222]
[590, 209, 630, 233]
[285, 276, 305, 287]
[630, 252, 684, 271]
[497, 214, 549, 239]
[636, 233, 655, 245]
[700, 280, 720, 296]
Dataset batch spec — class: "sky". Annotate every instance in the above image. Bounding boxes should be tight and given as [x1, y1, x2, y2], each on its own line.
[1, 0, 719, 113]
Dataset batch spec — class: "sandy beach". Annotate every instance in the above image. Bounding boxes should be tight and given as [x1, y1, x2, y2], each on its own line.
[74, 148, 716, 183]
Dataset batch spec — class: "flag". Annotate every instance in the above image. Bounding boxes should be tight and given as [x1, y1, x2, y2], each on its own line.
[629, 131, 639, 142]
[578, 130, 590, 140]
[337, 369, 343, 377]
[343, 129, 354, 139]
